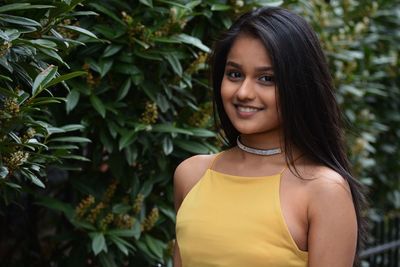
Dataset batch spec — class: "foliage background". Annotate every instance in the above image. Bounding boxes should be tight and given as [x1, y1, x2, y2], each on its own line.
[0, 0, 399, 266]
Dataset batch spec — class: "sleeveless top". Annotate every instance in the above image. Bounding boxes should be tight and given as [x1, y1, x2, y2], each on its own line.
[176, 152, 308, 267]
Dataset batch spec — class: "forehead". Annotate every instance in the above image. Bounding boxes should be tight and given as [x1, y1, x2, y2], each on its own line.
[226, 34, 272, 66]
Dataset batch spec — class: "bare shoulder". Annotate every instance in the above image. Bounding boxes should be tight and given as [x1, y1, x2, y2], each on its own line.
[173, 154, 216, 211]
[303, 165, 355, 219]
[305, 166, 352, 197]
[174, 154, 215, 180]
[304, 166, 358, 265]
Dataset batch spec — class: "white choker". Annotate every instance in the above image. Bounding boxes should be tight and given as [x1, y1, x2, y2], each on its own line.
[236, 136, 282, 156]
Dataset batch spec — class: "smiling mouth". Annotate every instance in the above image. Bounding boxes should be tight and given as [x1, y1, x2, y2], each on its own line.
[235, 105, 264, 112]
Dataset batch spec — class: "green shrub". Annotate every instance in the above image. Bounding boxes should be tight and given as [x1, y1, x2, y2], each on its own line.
[286, 0, 400, 212]
[0, 1, 95, 203]
[0, 0, 399, 266]
[46, 1, 277, 266]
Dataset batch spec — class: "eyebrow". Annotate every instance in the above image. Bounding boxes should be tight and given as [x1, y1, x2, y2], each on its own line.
[226, 61, 274, 72]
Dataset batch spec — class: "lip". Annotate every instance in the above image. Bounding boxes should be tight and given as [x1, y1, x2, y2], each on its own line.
[234, 104, 264, 118]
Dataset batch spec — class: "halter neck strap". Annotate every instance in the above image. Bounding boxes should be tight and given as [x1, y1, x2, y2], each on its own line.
[278, 153, 305, 175]
[208, 151, 225, 170]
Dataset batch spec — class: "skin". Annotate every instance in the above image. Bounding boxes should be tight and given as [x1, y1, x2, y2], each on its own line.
[173, 34, 358, 267]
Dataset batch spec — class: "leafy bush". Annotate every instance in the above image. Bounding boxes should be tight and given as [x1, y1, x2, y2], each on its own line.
[0, 0, 399, 267]
[0, 2, 94, 202]
[42, 1, 281, 266]
[287, 0, 400, 212]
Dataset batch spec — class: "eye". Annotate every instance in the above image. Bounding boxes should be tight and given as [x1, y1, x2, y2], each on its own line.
[259, 75, 275, 84]
[226, 71, 242, 80]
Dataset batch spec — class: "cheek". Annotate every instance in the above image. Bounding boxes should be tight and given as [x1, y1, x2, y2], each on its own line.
[220, 79, 231, 102]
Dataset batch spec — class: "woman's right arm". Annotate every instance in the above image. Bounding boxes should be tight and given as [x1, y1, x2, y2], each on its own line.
[173, 241, 182, 267]
[173, 161, 185, 267]
[172, 154, 215, 267]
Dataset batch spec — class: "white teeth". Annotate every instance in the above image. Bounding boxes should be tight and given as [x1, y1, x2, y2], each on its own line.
[237, 106, 260, 112]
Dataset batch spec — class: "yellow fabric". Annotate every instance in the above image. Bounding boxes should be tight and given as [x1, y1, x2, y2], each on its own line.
[176, 157, 308, 267]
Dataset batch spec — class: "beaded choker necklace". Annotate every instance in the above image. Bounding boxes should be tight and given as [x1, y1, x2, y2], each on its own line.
[236, 136, 282, 156]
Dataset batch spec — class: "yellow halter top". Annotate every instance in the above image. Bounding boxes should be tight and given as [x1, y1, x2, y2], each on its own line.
[176, 152, 308, 267]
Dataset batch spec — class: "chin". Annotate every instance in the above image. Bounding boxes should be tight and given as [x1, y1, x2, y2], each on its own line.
[232, 124, 281, 136]
[232, 126, 266, 135]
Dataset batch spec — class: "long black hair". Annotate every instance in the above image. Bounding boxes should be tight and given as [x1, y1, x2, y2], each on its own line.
[210, 6, 366, 266]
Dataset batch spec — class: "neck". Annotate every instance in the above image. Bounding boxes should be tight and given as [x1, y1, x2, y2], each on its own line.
[235, 134, 304, 166]
[239, 132, 282, 150]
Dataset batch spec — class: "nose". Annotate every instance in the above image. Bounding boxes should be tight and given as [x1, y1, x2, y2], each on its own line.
[236, 78, 256, 101]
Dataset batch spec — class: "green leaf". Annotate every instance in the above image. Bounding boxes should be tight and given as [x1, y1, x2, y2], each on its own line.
[124, 145, 137, 165]
[139, 0, 153, 8]
[9, 132, 21, 143]
[47, 126, 66, 134]
[162, 136, 173, 155]
[61, 25, 98, 39]
[174, 34, 210, 52]
[107, 229, 137, 238]
[92, 233, 106, 255]
[174, 139, 211, 154]
[221, 16, 232, 29]
[103, 44, 123, 57]
[88, 3, 125, 25]
[140, 179, 153, 197]
[70, 11, 99, 16]
[48, 145, 79, 150]
[32, 65, 58, 96]
[46, 71, 87, 88]
[157, 0, 190, 9]
[70, 219, 96, 231]
[61, 124, 85, 132]
[0, 3, 54, 13]
[49, 136, 91, 143]
[144, 234, 165, 259]
[98, 251, 117, 267]
[0, 166, 9, 179]
[151, 124, 193, 135]
[28, 39, 57, 50]
[109, 235, 128, 255]
[0, 87, 18, 97]
[98, 59, 113, 77]
[35, 196, 74, 218]
[163, 53, 182, 76]
[29, 173, 45, 188]
[132, 220, 141, 240]
[108, 235, 135, 255]
[38, 48, 68, 67]
[187, 128, 216, 137]
[211, 4, 231, 11]
[66, 89, 80, 113]
[5, 182, 22, 189]
[119, 131, 137, 150]
[159, 206, 176, 222]
[255, 0, 283, 6]
[116, 78, 131, 101]
[0, 14, 41, 27]
[60, 155, 90, 161]
[0, 75, 13, 82]
[132, 37, 150, 49]
[112, 204, 131, 214]
[29, 99, 63, 106]
[90, 95, 106, 118]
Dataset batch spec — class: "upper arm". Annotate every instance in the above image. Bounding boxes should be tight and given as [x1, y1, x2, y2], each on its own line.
[173, 154, 214, 213]
[173, 154, 214, 267]
[307, 171, 358, 267]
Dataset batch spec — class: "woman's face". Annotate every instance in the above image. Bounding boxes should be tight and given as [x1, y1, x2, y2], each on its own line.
[221, 34, 280, 136]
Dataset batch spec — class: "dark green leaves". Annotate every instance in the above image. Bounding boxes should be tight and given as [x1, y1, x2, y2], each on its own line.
[92, 233, 107, 255]
[32, 65, 58, 96]
[90, 95, 106, 118]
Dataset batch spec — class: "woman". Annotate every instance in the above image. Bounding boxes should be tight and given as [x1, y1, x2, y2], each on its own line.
[173, 6, 366, 267]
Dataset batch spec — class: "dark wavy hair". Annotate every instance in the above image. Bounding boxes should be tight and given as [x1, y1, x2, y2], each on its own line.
[210, 6, 366, 266]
